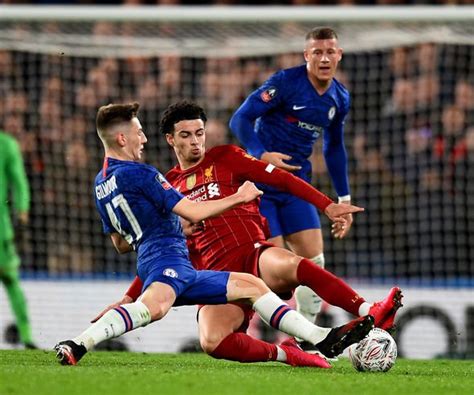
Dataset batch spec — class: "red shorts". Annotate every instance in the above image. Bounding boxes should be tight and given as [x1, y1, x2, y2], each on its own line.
[197, 241, 274, 333]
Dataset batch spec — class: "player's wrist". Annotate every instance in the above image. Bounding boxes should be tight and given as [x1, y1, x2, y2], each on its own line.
[338, 195, 351, 204]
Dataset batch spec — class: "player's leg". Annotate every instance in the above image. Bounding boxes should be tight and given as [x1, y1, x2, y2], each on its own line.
[0, 240, 35, 348]
[202, 304, 332, 367]
[258, 248, 403, 331]
[56, 259, 201, 365]
[187, 274, 328, 367]
[199, 304, 280, 363]
[259, 193, 286, 249]
[278, 197, 325, 324]
[285, 228, 323, 259]
[197, 245, 330, 367]
[55, 281, 174, 365]
[259, 247, 364, 316]
[226, 272, 373, 359]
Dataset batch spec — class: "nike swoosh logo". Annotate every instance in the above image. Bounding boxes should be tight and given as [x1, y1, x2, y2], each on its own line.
[293, 105, 306, 110]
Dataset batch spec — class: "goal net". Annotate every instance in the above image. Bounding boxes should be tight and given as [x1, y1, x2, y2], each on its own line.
[0, 6, 472, 358]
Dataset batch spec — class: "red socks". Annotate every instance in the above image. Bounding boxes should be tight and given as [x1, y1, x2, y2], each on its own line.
[296, 258, 365, 316]
[210, 332, 277, 363]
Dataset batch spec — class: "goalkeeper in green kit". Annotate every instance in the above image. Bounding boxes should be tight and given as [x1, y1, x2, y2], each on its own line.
[0, 130, 36, 349]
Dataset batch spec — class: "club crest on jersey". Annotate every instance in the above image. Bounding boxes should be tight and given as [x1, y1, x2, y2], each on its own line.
[156, 173, 171, 190]
[328, 106, 336, 120]
[186, 174, 197, 190]
[260, 87, 277, 103]
[163, 268, 178, 278]
[204, 165, 214, 183]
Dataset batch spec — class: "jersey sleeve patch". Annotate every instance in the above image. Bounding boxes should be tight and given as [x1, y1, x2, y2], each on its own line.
[265, 164, 275, 173]
[156, 173, 172, 190]
[260, 87, 277, 103]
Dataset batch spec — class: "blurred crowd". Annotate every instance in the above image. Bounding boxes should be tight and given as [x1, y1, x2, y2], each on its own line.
[341, 43, 473, 280]
[0, 26, 472, 282]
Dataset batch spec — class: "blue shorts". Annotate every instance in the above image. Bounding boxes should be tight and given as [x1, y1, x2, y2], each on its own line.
[259, 191, 321, 238]
[138, 257, 230, 307]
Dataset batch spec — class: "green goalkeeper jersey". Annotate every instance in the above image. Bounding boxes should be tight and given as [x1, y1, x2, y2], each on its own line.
[0, 131, 30, 241]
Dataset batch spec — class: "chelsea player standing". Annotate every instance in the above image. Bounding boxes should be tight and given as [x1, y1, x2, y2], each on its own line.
[55, 102, 373, 366]
[230, 27, 352, 329]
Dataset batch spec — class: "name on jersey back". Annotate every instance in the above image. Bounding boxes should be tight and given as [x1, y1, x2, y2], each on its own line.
[96, 175, 118, 200]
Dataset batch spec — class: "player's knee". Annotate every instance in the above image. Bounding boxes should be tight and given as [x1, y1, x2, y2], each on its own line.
[148, 305, 167, 321]
[200, 332, 226, 355]
[277, 252, 303, 283]
[288, 253, 304, 268]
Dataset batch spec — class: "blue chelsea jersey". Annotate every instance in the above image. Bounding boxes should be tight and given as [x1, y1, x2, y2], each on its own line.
[230, 64, 351, 196]
[94, 158, 188, 267]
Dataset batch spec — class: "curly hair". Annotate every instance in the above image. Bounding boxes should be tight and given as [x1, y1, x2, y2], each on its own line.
[160, 100, 207, 135]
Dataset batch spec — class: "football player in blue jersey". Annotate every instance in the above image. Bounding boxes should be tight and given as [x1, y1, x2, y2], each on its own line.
[54, 102, 373, 367]
[230, 27, 353, 330]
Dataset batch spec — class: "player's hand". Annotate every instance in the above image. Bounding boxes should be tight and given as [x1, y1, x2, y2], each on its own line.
[180, 218, 205, 236]
[325, 202, 361, 239]
[237, 181, 263, 203]
[91, 295, 133, 323]
[325, 202, 363, 221]
[261, 152, 302, 172]
[330, 210, 357, 239]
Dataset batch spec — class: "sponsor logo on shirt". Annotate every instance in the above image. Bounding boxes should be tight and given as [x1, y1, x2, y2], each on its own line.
[204, 165, 214, 183]
[285, 115, 323, 136]
[163, 268, 178, 278]
[186, 173, 196, 190]
[328, 106, 336, 120]
[298, 121, 323, 134]
[188, 185, 206, 201]
[186, 183, 221, 202]
[292, 105, 306, 110]
[260, 87, 277, 103]
[156, 173, 171, 190]
[207, 183, 220, 198]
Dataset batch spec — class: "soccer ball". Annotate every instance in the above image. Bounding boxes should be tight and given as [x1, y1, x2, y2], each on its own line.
[348, 328, 397, 372]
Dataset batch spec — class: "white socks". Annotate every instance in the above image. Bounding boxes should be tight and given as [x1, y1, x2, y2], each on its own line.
[295, 254, 325, 325]
[73, 301, 151, 350]
[253, 292, 331, 346]
[358, 302, 372, 317]
[276, 346, 287, 362]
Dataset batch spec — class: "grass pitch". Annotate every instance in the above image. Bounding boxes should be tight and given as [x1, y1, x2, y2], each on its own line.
[0, 350, 472, 395]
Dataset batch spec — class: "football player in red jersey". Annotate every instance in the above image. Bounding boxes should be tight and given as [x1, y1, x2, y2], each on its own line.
[94, 101, 402, 365]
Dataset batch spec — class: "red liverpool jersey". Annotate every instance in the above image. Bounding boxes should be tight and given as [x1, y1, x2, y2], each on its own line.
[166, 145, 333, 270]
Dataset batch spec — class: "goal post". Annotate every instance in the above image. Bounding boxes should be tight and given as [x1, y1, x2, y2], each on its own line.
[0, 5, 472, 357]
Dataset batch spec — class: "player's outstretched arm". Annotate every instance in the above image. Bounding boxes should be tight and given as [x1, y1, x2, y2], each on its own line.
[227, 146, 363, 224]
[173, 181, 263, 223]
